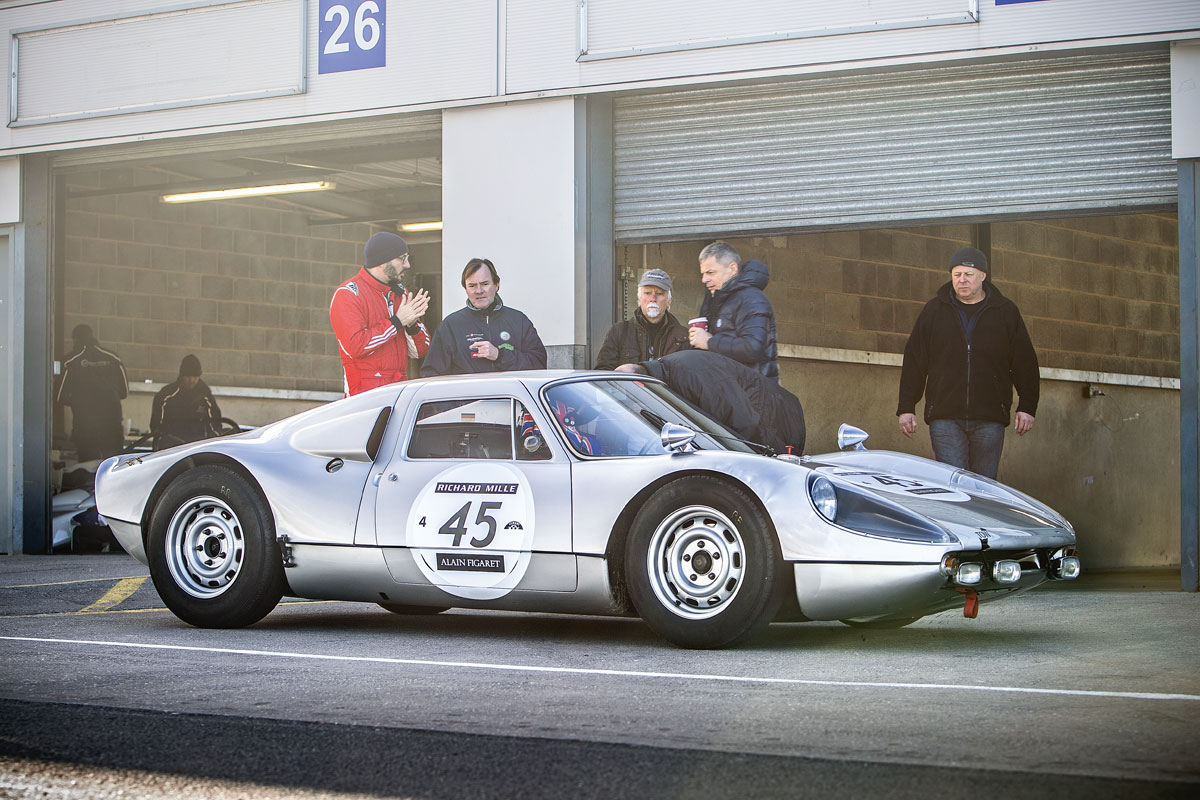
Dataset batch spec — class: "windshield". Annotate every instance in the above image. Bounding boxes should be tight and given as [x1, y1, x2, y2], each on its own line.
[541, 376, 754, 457]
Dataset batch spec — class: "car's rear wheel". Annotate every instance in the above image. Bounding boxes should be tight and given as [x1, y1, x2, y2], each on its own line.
[147, 465, 284, 628]
[377, 602, 450, 615]
[626, 476, 784, 648]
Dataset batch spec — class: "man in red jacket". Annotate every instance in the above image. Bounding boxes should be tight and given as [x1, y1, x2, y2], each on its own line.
[330, 231, 432, 396]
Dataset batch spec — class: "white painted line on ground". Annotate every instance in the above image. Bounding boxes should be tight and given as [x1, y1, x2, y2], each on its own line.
[3, 635, 1198, 703]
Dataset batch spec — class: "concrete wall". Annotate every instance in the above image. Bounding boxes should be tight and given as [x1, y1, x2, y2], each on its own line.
[620, 214, 1180, 379]
[790, 359, 1179, 570]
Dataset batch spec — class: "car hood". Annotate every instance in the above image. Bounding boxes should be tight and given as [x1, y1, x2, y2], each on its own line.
[803, 452, 1075, 550]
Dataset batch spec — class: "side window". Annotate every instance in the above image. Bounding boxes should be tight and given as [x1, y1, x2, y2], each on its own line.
[515, 401, 552, 461]
[407, 398, 514, 460]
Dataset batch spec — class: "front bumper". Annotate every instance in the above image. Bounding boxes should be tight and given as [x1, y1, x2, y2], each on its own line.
[793, 548, 1078, 622]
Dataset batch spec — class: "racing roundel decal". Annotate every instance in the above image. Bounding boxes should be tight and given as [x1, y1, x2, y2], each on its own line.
[407, 462, 535, 600]
[822, 469, 970, 502]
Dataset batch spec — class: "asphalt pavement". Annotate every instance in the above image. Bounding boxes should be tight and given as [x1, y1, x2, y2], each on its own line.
[1, 554, 1197, 799]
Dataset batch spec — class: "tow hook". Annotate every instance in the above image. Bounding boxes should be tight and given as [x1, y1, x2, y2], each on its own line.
[277, 534, 295, 568]
[956, 587, 979, 619]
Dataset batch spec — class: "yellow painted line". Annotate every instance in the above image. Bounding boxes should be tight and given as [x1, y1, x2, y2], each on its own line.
[0, 598, 340, 620]
[2, 576, 148, 589]
[80, 577, 148, 613]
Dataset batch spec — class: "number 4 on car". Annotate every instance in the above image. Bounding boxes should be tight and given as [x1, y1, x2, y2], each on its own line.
[95, 371, 1080, 649]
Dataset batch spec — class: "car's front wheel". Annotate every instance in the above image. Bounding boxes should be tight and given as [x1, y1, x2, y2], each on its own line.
[626, 476, 784, 648]
[147, 465, 284, 628]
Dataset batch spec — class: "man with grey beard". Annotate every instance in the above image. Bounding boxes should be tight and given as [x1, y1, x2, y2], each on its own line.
[594, 268, 689, 370]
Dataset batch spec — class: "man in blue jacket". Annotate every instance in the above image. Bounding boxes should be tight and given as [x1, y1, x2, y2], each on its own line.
[689, 241, 779, 383]
[896, 246, 1039, 479]
[421, 258, 548, 376]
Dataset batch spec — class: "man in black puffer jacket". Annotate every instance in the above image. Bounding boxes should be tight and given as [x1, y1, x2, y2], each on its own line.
[690, 241, 779, 383]
[618, 350, 804, 455]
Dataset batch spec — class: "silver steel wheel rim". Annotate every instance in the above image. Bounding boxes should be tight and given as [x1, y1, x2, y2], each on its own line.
[646, 504, 745, 620]
[165, 495, 246, 599]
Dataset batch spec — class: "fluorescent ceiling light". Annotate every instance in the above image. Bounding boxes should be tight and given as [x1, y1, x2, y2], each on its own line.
[400, 220, 443, 232]
[161, 180, 335, 203]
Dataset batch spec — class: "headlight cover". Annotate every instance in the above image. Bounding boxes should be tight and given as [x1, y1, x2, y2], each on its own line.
[807, 474, 955, 544]
[811, 476, 838, 521]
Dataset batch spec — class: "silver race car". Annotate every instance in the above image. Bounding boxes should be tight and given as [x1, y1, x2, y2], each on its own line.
[95, 370, 1080, 648]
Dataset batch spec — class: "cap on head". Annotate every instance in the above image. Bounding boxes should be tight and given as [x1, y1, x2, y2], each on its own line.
[364, 231, 409, 268]
[72, 324, 96, 345]
[638, 269, 672, 293]
[179, 354, 202, 377]
[949, 246, 988, 274]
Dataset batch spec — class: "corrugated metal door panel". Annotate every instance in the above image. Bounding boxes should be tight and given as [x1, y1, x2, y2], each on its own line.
[613, 49, 1175, 242]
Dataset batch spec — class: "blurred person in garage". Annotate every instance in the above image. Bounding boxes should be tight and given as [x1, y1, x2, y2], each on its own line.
[689, 240, 779, 383]
[594, 268, 688, 370]
[897, 246, 1039, 479]
[150, 354, 222, 450]
[421, 257, 547, 376]
[330, 231, 432, 396]
[56, 323, 129, 462]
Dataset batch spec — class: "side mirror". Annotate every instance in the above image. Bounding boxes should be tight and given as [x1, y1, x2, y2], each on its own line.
[837, 423, 869, 451]
[661, 422, 697, 453]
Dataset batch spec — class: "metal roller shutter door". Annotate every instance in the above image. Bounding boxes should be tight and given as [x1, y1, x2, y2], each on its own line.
[613, 49, 1174, 243]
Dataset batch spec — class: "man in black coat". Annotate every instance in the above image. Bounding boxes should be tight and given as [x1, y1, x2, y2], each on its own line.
[689, 241, 779, 382]
[594, 268, 688, 370]
[56, 324, 128, 461]
[897, 246, 1039, 479]
[421, 258, 547, 376]
[618, 350, 804, 455]
[151, 354, 222, 450]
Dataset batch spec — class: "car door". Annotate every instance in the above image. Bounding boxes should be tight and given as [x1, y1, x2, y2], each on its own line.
[373, 381, 575, 600]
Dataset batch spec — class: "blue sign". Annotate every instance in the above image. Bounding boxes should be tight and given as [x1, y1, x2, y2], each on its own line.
[318, 0, 386, 74]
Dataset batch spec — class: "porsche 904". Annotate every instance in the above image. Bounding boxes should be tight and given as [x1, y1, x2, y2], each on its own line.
[96, 370, 1080, 648]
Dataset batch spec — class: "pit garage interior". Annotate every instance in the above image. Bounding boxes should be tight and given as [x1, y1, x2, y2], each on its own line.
[44, 47, 1186, 575]
[51, 113, 446, 432]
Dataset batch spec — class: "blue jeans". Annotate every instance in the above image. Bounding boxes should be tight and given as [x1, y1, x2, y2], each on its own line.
[928, 419, 1005, 479]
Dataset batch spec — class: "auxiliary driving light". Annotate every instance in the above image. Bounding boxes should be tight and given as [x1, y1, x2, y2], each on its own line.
[955, 562, 983, 585]
[992, 560, 1022, 584]
[1053, 555, 1082, 580]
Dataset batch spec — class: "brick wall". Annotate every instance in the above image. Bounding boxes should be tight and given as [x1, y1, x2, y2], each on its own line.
[59, 167, 438, 394]
[618, 212, 1180, 379]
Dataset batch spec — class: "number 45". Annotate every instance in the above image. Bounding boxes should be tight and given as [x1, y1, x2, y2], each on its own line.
[323, 1, 382, 55]
[439, 501, 502, 548]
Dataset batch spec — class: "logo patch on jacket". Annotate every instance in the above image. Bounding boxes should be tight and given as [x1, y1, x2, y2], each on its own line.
[346, 281, 359, 296]
[500, 331, 511, 341]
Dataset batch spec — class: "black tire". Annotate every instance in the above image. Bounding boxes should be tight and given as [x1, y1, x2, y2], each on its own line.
[377, 603, 450, 615]
[625, 476, 785, 648]
[147, 465, 284, 628]
[840, 616, 922, 630]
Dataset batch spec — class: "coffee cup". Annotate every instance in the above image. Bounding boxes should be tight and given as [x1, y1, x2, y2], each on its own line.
[688, 317, 708, 330]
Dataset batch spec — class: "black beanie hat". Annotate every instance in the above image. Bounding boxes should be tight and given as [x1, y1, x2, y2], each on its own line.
[364, 231, 409, 268]
[179, 354, 203, 377]
[949, 246, 988, 274]
[72, 324, 96, 345]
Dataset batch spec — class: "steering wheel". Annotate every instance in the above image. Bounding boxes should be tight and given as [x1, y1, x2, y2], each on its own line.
[215, 417, 242, 436]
